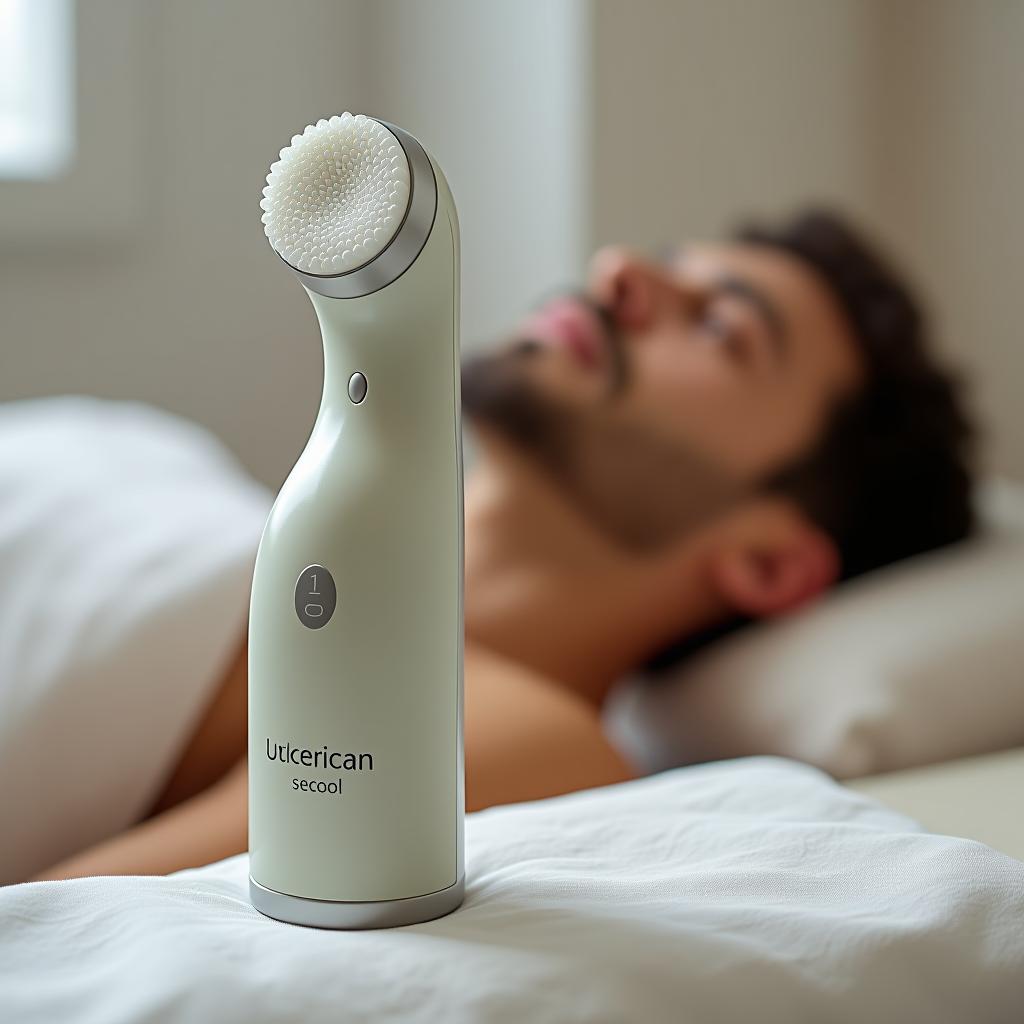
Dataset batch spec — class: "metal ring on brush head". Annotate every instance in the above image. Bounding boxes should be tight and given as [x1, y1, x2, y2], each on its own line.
[280, 120, 438, 301]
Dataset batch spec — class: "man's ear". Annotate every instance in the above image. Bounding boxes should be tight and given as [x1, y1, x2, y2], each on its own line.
[707, 504, 840, 618]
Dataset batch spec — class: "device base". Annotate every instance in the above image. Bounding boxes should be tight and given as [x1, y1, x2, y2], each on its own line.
[249, 875, 465, 929]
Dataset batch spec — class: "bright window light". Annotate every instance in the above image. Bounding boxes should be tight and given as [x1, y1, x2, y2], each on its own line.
[0, 0, 73, 180]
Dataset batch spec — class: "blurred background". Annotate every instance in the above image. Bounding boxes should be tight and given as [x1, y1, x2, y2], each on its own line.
[1, 0, 1021, 488]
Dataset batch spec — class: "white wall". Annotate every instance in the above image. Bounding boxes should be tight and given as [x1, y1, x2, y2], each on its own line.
[863, 1, 1024, 478]
[588, 0, 875, 246]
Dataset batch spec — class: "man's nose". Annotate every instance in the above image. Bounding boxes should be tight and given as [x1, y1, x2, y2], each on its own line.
[587, 246, 675, 335]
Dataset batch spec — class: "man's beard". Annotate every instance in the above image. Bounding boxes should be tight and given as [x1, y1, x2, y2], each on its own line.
[462, 313, 744, 552]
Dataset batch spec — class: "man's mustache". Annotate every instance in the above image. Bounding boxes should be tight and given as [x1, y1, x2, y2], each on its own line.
[531, 288, 630, 397]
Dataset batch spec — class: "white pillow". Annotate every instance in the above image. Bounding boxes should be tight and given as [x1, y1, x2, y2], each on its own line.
[0, 398, 271, 883]
[606, 479, 1024, 779]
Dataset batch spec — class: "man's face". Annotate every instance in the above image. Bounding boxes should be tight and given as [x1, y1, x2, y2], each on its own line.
[462, 241, 864, 550]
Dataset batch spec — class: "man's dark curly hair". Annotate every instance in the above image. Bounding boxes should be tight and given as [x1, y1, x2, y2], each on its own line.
[739, 209, 975, 580]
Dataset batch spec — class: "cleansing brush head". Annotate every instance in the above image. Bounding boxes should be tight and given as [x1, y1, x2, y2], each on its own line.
[261, 112, 411, 276]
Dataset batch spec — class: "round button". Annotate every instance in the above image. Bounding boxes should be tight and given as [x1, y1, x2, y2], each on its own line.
[295, 565, 337, 629]
[348, 371, 367, 404]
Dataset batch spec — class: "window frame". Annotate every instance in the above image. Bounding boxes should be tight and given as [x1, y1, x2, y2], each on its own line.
[0, 0, 145, 244]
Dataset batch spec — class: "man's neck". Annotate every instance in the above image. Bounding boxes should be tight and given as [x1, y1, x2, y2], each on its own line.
[464, 439, 729, 705]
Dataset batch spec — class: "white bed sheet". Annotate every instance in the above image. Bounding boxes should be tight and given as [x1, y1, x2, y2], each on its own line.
[2, 757, 1023, 1024]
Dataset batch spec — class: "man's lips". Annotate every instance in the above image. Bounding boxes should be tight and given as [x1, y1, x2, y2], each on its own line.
[522, 297, 608, 370]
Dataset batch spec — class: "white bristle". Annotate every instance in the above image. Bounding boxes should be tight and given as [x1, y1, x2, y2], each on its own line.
[261, 111, 410, 275]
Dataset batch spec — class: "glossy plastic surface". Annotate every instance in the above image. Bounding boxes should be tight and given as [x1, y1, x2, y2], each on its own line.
[249, 156, 463, 910]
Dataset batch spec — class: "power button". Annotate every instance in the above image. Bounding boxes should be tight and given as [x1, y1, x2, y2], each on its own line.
[348, 371, 367, 404]
[294, 564, 337, 629]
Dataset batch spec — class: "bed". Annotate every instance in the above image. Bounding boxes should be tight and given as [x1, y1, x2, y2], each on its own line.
[3, 756, 1024, 1023]
[2, 398, 1023, 1022]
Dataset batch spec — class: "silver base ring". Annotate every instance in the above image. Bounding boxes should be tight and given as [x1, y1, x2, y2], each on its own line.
[249, 875, 465, 929]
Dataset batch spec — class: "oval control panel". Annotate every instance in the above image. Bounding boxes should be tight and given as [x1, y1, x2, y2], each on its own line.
[294, 564, 337, 629]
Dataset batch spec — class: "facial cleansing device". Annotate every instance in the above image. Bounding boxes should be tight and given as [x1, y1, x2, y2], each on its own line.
[248, 113, 463, 928]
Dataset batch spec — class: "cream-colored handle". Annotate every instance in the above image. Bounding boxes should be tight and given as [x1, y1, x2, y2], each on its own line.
[249, 174, 463, 904]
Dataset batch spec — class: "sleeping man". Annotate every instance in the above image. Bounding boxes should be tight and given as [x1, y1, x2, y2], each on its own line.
[33, 209, 974, 880]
